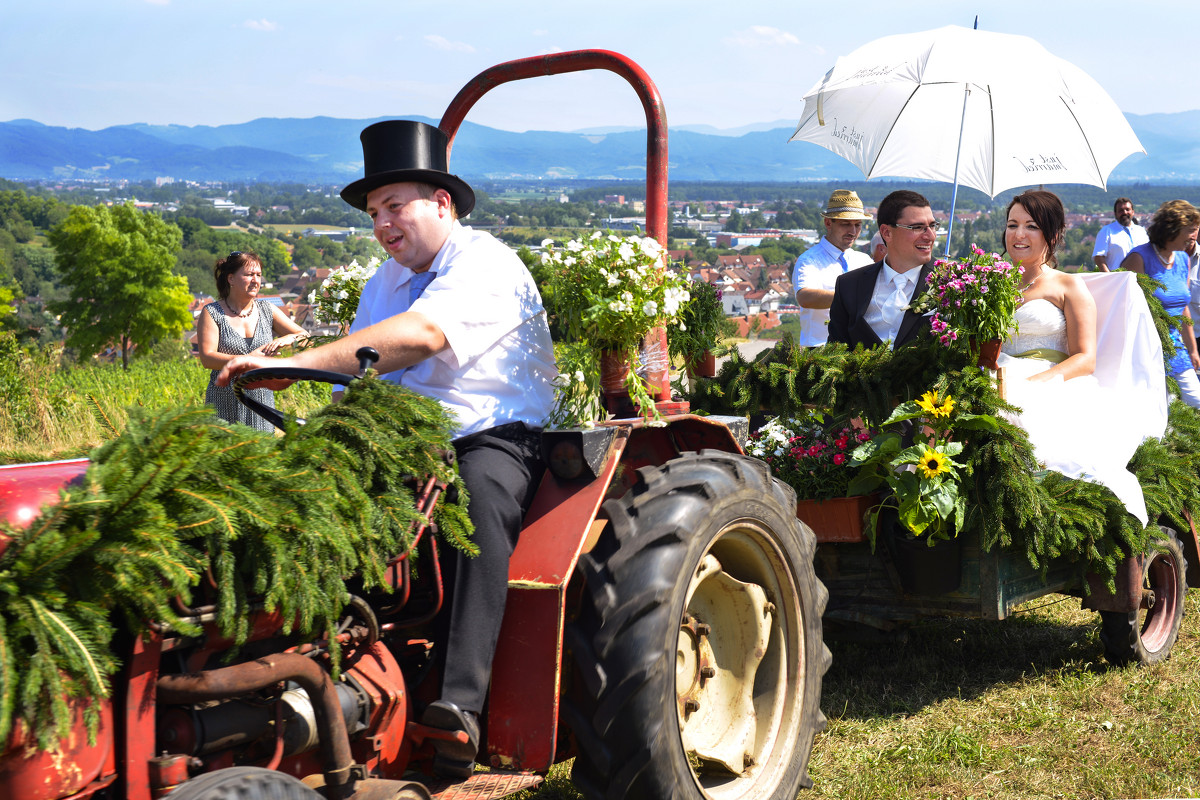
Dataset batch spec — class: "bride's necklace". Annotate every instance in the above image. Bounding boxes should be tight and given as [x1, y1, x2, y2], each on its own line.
[1017, 267, 1047, 296]
[223, 299, 255, 318]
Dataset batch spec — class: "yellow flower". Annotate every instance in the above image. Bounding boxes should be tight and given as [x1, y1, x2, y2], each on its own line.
[917, 448, 952, 479]
[915, 390, 955, 418]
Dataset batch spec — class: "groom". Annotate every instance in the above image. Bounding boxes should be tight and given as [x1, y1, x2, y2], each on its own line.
[827, 189, 937, 349]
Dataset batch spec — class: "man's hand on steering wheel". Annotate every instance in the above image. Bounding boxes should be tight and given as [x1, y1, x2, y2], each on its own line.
[218, 354, 298, 392]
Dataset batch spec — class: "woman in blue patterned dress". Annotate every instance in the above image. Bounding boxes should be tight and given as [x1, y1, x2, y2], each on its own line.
[1120, 200, 1200, 409]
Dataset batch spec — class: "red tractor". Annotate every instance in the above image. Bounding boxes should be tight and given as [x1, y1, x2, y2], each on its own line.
[0, 51, 830, 800]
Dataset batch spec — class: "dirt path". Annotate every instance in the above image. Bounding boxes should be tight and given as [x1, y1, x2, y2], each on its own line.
[717, 338, 777, 370]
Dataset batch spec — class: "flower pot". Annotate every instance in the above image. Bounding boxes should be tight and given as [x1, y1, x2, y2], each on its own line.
[796, 495, 875, 544]
[972, 337, 1002, 370]
[599, 333, 669, 417]
[599, 350, 633, 394]
[886, 526, 963, 595]
[685, 350, 718, 379]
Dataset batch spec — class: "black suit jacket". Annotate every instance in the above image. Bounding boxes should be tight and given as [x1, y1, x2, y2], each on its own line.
[827, 261, 934, 350]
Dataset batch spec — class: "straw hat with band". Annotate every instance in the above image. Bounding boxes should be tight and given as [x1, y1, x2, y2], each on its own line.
[822, 189, 871, 221]
[340, 120, 476, 217]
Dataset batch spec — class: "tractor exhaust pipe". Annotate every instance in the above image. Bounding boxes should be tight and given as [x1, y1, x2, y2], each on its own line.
[157, 653, 354, 798]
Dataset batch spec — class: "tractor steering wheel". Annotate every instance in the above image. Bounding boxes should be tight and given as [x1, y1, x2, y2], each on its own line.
[232, 347, 380, 432]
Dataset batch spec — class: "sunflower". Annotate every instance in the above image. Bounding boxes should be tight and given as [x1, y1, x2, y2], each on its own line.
[915, 390, 955, 419]
[917, 447, 952, 479]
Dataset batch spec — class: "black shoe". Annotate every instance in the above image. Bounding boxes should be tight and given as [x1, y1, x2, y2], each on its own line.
[420, 700, 480, 778]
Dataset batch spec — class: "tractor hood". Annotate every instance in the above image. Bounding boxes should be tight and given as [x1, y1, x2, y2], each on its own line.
[0, 458, 90, 556]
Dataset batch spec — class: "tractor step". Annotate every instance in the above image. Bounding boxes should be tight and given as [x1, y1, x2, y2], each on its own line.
[428, 770, 543, 799]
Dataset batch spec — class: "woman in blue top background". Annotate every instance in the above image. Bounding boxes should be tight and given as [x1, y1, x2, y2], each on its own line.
[1121, 199, 1200, 408]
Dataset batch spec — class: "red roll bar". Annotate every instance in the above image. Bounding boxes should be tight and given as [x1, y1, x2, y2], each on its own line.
[438, 49, 669, 245]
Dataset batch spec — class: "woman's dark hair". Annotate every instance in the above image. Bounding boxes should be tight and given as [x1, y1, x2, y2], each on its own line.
[213, 251, 261, 300]
[1146, 200, 1200, 249]
[1005, 190, 1065, 264]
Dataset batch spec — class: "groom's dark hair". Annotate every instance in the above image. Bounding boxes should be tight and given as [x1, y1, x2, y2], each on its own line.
[877, 190, 930, 227]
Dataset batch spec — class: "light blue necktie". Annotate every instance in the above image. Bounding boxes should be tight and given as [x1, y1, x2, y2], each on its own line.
[409, 270, 437, 304]
[838, 252, 849, 272]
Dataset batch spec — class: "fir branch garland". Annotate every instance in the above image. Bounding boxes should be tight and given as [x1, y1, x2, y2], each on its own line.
[0, 376, 472, 749]
[688, 324, 1198, 593]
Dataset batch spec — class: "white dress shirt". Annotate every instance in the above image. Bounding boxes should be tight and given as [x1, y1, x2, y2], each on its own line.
[1093, 220, 1148, 270]
[792, 237, 873, 346]
[864, 261, 919, 347]
[349, 221, 558, 438]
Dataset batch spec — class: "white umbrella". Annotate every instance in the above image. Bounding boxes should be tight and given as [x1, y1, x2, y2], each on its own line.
[789, 24, 1144, 252]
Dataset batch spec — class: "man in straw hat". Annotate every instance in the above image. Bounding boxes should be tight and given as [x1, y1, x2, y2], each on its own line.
[219, 119, 558, 778]
[791, 189, 874, 346]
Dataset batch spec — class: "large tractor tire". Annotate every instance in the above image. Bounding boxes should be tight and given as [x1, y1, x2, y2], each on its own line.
[1100, 527, 1188, 666]
[566, 451, 831, 800]
[168, 767, 324, 799]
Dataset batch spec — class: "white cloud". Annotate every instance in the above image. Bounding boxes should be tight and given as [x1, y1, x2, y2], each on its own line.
[425, 34, 475, 53]
[725, 25, 801, 47]
[243, 19, 278, 32]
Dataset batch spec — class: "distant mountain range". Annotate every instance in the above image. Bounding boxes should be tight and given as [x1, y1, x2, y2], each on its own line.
[4, 111, 1200, 185]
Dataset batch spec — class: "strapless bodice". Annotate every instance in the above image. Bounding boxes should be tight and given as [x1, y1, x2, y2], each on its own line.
[1002, 298, 1067, 355]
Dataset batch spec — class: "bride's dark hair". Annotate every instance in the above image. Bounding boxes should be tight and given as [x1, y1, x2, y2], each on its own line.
[1005, 190, 1066, 265]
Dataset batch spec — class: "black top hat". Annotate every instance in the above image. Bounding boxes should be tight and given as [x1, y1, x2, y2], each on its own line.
[340, 120, 475, 216]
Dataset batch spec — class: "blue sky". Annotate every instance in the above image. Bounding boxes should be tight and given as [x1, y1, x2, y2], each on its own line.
[3, 0, 1195, 132]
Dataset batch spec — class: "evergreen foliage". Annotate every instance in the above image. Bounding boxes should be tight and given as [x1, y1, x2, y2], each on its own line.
[47, 202, 193, 370]
[687, 321, 1200, 593]
[0, 376, 472, 749]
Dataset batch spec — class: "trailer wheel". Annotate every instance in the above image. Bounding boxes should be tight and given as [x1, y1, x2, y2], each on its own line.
[566, 451, 830, 800]
[1100, 527, 1188, 666]
[168, 767, 324, 799]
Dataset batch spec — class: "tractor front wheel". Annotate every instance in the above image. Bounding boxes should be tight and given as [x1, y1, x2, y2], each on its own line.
[168, 767, 325, 799]
[567, 451, 830, 800]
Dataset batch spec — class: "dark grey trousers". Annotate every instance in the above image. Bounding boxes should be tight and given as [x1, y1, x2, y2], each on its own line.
[440, 421, 544, 715]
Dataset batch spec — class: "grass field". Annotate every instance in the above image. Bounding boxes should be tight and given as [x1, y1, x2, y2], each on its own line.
[0, 349, 332, 462]
[511, 591, 1200, 800]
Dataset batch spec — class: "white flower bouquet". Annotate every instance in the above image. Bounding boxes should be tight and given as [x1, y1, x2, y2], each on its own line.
[540, 232, 690, 425]
[307, 256, 381, 332]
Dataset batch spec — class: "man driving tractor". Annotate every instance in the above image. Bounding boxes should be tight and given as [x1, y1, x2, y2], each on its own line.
[218, 119, 559, 778]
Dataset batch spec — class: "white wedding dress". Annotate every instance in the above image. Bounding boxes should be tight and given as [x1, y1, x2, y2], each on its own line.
[995, 285, 1163, 525]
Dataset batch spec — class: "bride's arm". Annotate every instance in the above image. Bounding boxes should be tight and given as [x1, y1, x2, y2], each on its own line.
[1028, 274, 1097, 383]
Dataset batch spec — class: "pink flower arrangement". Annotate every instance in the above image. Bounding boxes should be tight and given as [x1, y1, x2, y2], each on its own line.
[747, 414, 873, 501]
[911, 244, 1024, 347]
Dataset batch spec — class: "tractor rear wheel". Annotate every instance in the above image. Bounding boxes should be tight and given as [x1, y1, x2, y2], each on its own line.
[1100, 527, 1187, 666]
[566, 451, 830, 800]
[168, 767, 324, 799]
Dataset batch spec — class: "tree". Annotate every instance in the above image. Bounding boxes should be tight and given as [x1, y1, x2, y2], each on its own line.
[48, 203, 192, 370]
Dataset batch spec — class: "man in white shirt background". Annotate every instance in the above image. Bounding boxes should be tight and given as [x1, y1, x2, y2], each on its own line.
[791, 189, 874, 346]
[1093, 197, 1148, 272]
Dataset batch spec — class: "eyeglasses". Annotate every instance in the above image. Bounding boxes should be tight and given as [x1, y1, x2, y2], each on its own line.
[889, 223, 942, 234]
[228, 251, 245, 259]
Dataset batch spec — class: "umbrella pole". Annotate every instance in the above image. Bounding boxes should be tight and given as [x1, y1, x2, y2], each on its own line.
[945, 83, 971, 257]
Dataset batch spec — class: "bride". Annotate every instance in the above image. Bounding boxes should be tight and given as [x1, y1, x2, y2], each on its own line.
[996, 189, 1153, 525]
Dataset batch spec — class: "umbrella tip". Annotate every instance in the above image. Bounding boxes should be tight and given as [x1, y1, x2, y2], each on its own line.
[973, 15, 979, 29]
